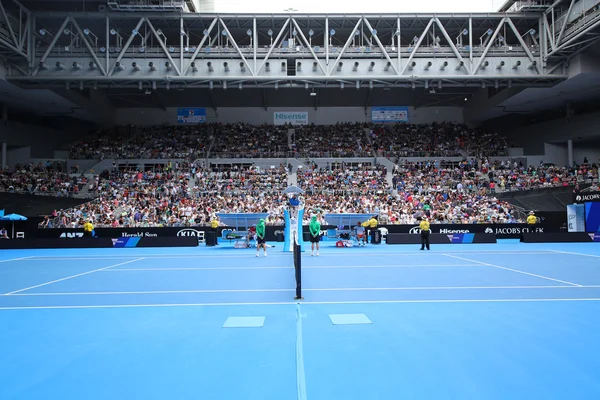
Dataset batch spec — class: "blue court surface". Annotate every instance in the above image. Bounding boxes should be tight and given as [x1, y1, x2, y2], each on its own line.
[1, 241, 600, 399]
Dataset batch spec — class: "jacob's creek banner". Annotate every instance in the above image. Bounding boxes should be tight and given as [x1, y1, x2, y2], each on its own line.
[573, 191, 600, 203]
[273, 111, 309, 125]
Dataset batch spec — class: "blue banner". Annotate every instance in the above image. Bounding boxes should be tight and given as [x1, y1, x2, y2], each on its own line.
[371, 106, 409, 123]
[177, 107, 206, 124]
[447, 233, 475, 244]
[585, 202, 600, 232]
[112, 237, 141, 247]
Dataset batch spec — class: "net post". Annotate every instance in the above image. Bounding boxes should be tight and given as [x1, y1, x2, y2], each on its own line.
[293, 232, 303, 300]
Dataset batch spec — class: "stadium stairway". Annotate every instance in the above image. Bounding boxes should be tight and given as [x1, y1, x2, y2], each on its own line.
[84, 159, 113, 174]
[288, 170, 298, 187]
[377, 157, 395, 188]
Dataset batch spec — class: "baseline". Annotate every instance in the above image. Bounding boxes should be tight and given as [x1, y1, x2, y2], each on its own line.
[2, 297, 600, 310]
[6, 284, 592, 296]
[0, 256, 35, 263]
[100, 263, 479, 271]
[443, 254, 582, 287]
[19, 250, 557, 261]
[4, 258, 146, 295]
[549, 250, 600, 258]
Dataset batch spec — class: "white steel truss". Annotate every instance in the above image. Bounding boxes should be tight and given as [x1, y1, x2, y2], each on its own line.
[4, 8, 599, 89]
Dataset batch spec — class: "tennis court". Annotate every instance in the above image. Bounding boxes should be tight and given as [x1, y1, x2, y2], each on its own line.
[1, 241, 600, 399]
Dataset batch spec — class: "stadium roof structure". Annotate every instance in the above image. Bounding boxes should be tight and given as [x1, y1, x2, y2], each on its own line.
[0, 0, 599, 124]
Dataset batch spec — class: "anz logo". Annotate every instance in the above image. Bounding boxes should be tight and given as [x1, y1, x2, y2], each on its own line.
[59, 232, 84, 238]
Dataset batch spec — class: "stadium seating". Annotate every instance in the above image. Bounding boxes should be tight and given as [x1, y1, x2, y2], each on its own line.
[26, 123, 598, 228]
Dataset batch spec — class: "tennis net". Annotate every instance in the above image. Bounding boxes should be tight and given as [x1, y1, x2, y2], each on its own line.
[293, 232, 303, 300]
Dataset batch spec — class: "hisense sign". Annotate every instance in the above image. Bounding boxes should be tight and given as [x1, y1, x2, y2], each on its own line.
[274, 111, 309, 125]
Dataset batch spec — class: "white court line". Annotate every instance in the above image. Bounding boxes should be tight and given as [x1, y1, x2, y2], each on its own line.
[99, 263, 479, 271]
[444, 254, 583, 287]
[549, 250, 600, 258]
[2, 297, 600, 310]
[21, 251, 556, 260]
[9, 284, 598, 296]
[0, 256, 35, 263]
[3, 258, 146, 295]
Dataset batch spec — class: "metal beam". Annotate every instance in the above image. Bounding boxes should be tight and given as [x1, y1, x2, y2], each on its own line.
[145, 17, 182, 76]
[363, 18, 399, 75]
[183, 18, 217, 75]
[506, 17, 540, 74]
[180, 16, 184, 77]
[107, 17, 145, 76]
[547, 19, 600, 58]
[543, 13, 555, 51]
[329, 19, 363, 75]
[32, 16, 70, 75]
[0, 35, 28, 60]
[401, 18, 434, 75]
[434, 18, 469, 74]
[257, 18, 290, 73]
[18, 12, 29, 51]
[253, 18, 257, 74]
[291, 18, 327, 75]
[25, 12, 544, 20]
[397, 17, 401, 74]
[556, 0, 576, 47]
[105, 16, 109, 77]
[469, 17, 472, 64]
[219, 17, 254, 76]
[70, 18, 108, 76]
[325, 17, 328, 65]
[0, 0, 18, 48]
[471, 17, 505, 75]
[547, 37, 600, 74]
[9, 75, 568, 83]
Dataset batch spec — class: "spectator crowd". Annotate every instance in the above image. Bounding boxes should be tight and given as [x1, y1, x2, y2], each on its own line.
[0, 162, 87, 197]
[66, 122, 512, 161]
[12, 121, 595, 229]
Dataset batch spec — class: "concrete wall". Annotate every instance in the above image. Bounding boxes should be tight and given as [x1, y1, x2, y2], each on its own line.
[7, 146, 31, 166]
[526, 143, 569, 167]
[0, 121, 82, 158]
[573, 147, 600, 165]
[496, 111, 600, 155]
[115, 106, 464, 126]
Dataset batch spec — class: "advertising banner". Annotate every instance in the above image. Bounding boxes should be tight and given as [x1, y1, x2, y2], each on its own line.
[274, 111, 309, 125]
[371, 106, 409, 123]
[585, 202, 600, 232]
[177, 107, 206, 124]
[567, 204, 585, 232]
[573, 191, 600, 203]
[32, 223, 557, 242]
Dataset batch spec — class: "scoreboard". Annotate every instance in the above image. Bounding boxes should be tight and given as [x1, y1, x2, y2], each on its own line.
[371, 106, 409, 123]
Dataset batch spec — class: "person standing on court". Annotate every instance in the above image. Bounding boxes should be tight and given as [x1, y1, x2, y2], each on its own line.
[527, 211, 537, 225]
[362, 215, 378, 244]
[83, 219, 94, 238]
[210, 215, 220, 245]
[309, 215, 321, 256]
[256, 218, 267, 257]
[419, 216, 431, 251]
